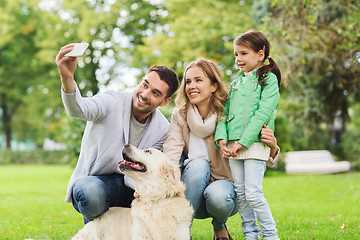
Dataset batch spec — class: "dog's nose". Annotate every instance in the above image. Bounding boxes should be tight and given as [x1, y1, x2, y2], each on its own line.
[124, 144, 130, 148]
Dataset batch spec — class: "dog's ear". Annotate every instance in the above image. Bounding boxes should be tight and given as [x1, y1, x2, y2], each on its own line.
[159, 163, 185, 197]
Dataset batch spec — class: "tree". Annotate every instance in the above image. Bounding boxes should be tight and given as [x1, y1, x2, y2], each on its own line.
[261, 0, 360, 142]
[131, 0, 256, 82]
[48, 0, 170, 157]
[55, 0, 170, 94]
[1, 0, 167, 149]
[0, 0, 61, 149]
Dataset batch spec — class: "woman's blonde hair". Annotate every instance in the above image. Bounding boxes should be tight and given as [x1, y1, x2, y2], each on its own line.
[175, 58, 228, 120]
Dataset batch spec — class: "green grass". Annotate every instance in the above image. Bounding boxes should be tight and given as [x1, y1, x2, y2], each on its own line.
[192, 172, 360, 239]
[0, 165, 83, 240]
[1, 165, 359, 239]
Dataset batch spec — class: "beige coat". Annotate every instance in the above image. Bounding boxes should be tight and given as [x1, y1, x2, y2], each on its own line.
[163, 109, 233, 183]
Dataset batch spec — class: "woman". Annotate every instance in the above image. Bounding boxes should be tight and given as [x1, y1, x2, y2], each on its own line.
[163, 58, 279, 240]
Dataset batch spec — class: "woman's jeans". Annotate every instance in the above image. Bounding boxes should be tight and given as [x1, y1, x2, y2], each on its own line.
[229, 159, 278, 240]
[181, 158, 238, 231]
[72, 174, 134, 224]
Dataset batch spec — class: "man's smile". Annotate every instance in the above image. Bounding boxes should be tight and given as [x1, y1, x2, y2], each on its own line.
[137, 95, 149, 105]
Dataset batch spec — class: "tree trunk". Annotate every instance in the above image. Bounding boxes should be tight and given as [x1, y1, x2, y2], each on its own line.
[1, 98, 12, 149]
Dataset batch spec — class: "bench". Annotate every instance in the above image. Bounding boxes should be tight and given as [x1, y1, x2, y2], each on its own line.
[285, 150, 351, 174]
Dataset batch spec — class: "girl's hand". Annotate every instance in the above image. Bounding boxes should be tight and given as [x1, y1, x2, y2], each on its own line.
[218, 139, 231, 158]
[230, 142, 244, 157]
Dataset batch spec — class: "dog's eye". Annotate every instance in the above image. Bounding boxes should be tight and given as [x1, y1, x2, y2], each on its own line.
[144, 150, 151, 154]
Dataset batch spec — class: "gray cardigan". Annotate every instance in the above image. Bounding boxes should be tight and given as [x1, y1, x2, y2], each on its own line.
[62, 84, 169, 203]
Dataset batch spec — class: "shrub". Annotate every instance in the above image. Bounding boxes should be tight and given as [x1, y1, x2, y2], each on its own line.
[0, 150, 69, 164]
[342, 129, 360, 170]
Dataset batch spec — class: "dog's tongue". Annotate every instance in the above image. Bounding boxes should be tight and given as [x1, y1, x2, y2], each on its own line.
[119, 160, 144, 170]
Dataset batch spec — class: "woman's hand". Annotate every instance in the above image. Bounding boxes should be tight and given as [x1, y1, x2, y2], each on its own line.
[260, 124, 277, 148]
[260, 124, 279, 158]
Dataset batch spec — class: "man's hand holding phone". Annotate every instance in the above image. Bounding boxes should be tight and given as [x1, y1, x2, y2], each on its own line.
[56, 43, 89, 93]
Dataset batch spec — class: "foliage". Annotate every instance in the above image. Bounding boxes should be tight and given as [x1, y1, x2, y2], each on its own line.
[132, 0, 256, 82]
[130, 0, 360, 157]
[274, 112, 292, 152]
[54, 0, 257, 157]
[342, 129, 360, 170]
[341, 103, 360, 170]
[0, 150, 68, 164]
[1, 165, 359, 239]
[55, 0, 169, 92]
[11, 83, 67, 148]
[55, 0, 171, 157]
[1, 0, 360, 156]
[62, 117, 86, 166]
[0, 0, 63, 149]
[261, 0, 360, 133]
[0, 0, 167, 151]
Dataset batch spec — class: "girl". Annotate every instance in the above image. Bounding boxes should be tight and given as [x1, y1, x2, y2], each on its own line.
[163, 58, 280, 240]
[215, 30, 281, 240]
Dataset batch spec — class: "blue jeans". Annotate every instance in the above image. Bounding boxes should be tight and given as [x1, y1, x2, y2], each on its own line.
[181, 159, 238, 230]
[229, 159, 278, 240]
[72, 174, 134, 224]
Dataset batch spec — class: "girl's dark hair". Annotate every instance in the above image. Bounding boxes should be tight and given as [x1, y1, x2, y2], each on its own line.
[234, 30, 281, 87]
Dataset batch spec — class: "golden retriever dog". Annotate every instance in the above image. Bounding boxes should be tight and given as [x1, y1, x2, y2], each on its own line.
[72, 144, 193, 240]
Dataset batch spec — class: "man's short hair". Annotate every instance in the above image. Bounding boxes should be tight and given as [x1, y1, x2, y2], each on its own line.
[146, 65, 179, 98]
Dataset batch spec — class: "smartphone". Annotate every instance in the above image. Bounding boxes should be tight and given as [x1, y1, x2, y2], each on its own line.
[65, 43, 89, 57]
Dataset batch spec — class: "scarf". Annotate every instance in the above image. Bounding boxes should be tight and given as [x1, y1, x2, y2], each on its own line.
[186, 105, 217, 138]
[184, 105, 217, 165]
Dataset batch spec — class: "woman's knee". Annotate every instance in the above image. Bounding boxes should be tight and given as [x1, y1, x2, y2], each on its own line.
[204, 181, 236, 213]
[182, 159, 210, 183]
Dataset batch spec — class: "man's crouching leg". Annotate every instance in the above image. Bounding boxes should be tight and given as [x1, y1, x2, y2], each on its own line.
[72, 174, 135, 224]
[72, 176, 109, 224]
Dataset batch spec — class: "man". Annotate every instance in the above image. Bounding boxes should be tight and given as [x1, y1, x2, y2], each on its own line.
[56, 44, 179, 223]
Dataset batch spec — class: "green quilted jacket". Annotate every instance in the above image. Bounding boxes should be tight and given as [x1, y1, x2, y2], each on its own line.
[214, 69, 280, 149]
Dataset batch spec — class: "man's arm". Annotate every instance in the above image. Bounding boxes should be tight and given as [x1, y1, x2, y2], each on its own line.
[55, 44, 77, 93]
[57, 44, 117, 122]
